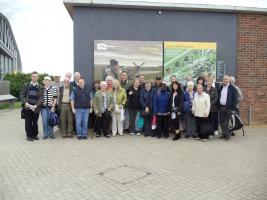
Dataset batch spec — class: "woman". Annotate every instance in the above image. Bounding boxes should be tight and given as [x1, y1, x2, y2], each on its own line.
[106, 76, 114, 93]
[184, 81, 197, 138]
[41, 76, 58, 139]
[196, 76, 206, 91]
[112, 79, 127, 136]
[93, 81, 114, 138]
[89, 80, 100, 131]
[205, 78, 218, 136]
[192, 84, 210, 142]
[140, 81, 153, 137]
[126, 78, 142, 136]
[169, 81, 184, 141]
[153, 81, 171, 139]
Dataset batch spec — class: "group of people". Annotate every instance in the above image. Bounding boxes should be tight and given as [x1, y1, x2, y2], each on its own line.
[20, 70, 243, 142]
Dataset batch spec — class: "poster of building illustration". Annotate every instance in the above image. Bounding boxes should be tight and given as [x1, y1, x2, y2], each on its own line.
[163, 42, 217, 85]
[94, 40, 163, 81]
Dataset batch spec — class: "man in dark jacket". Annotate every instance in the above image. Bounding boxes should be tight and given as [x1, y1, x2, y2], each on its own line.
[70, 79, 91, 140]
[218, 75, 238, 140]
[20, 71, 44, 141]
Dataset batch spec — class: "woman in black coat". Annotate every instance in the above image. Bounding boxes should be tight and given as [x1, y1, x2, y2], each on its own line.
[169, 81, 184, 140]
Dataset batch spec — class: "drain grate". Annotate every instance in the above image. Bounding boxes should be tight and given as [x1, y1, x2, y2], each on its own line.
[97, 165, 152, 185]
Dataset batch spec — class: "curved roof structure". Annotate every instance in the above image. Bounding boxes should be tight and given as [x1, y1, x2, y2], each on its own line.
[0, 12, 22, 77]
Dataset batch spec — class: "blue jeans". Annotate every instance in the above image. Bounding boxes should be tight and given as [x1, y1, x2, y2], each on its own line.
[41, 107, 54, 137]
[75, 108, 89, 137]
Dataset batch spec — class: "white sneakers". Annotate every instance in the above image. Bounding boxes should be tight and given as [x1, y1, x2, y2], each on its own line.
[214, 130, 219, 136]
[136, 133, 141, 136]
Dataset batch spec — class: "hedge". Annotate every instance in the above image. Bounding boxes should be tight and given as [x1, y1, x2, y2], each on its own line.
[3, 73, 52, 99]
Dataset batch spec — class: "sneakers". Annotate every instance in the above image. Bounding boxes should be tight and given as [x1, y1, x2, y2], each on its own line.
[136, 133, 141, 136]
[112, 133, 116, 137]
[202, 139, 208, 142]
[105, 134, 111, 138]
[214, 130, 219, 136]
[196, 137, 200, 140]
[130, 132, 135, 136]
[42, 136, 48, 140]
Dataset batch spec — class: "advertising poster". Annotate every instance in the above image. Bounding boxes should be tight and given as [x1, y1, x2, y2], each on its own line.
[94, 40, 163, 81]
[163, 42, 217, 85]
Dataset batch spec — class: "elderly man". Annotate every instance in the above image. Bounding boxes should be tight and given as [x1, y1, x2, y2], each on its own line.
[58, 77, 73, 138]
[20, 71, 44, 141]
[70, 79, 91, 140]
[71, 72, 81, 89]
[120, 71, 131, 90]
[218, 75, 238, 140]
[65, 72, 72, 80]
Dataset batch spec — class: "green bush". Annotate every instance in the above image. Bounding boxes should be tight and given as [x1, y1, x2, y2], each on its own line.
[3, 73, 52, 98]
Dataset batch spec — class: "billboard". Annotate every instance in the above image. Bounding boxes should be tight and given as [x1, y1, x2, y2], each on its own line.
[94, 40, 163, 81]
[163, 42, 217, 85]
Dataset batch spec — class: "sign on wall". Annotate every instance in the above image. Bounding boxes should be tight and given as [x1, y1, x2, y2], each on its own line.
[163, 42, 217, 85]
[94, 40, 163, 81]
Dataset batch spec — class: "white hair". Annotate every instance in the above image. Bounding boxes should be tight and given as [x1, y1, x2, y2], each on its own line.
[105, 76, 114, 81]
[74, 72, 81, 77]
[230, 76, 236, 83]
[187, 81, 194, 87]
[100, 81, 107, 87]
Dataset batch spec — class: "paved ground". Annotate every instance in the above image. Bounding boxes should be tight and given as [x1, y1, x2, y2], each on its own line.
[0, 109, 267, 200]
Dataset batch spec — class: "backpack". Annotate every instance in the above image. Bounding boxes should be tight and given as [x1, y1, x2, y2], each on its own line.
[228, 113, 245, 136]
[48, 112, 58, 126]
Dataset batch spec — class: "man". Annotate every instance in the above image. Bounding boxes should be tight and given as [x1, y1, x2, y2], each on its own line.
[58, 77, 73, 138]
[70, 72, 81, 89]
[20, 71, 44, 141]
[230, 76, 243, 116]
[218, 75, 238, 140]
[65, 72, 72, 80]
[103, 59, 121, 80]
[120, 71, 130, 90]
[70, 79, 91, 140]
[137, 74, 145, 89]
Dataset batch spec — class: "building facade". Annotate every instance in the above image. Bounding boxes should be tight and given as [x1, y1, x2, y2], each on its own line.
[0, 13, 22, 79]
[64, 0, 267, 125]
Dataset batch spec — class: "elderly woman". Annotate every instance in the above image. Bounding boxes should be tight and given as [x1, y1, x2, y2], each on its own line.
[170, 81, 184, 141]
[140, 81, 154, 137]
[126, 78, 142, 136]
[112, 79, 127, 136]
[106, 76, 114, 93]
[41, 76, 58, 139]
[153, 81, 171, 139]
[184, 81, 196, 138]
[192, 84, 210, 142]
[93, 81, 114, 138]
[205, 78, 218, 135]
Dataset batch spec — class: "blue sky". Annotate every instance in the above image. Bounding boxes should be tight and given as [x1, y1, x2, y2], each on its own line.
[0, 0, 267, 77]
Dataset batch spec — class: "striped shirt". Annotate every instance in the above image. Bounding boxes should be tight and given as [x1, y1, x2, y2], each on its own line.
[43, 86, 57, 107]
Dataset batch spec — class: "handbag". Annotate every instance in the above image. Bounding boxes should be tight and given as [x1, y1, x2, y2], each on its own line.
[151, 114, 157, 130]
[48, 112, 58, 126]
[200, 118, 214, 136]
[136, 112, 144, 129]
[21, 108, 26, 119]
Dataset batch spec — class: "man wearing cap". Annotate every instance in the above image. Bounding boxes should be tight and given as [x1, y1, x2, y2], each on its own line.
[103, 59, 121, 80]
[20, 71, 44, 141]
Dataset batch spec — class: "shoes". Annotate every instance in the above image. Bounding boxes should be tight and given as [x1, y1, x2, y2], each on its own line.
[68, 135, 73, 138]
[214, 130, 219, 136]
[196, 137, 200, 140]
[185, 135, 190, 138]
[219, 136, 225, 139]
[130, 132, 135, 136]
[96, 134, 100, 137]
[77, 136, 83, 140]
[62, 136, 67, 138]
[27, 137, 34, 141]
[164, 136, 168, 139]
[82, 136, 88, 139]
[172, 134, 181, 141]
[156, 136, 161, 139]
[224, 137, 231, 141]
[202, 139, 208, 142]
[49, 135, 55, 139]
[119, 133, 123, 136]
[136, 133, 141, 136]
[33, 137, 39, 140]
[105, 134, 111, 138]
[191, 135, 197, 138]
[42, 136, 48, 140]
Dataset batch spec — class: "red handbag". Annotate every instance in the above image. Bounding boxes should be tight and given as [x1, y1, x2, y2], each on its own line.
[151, 115, 157, 130]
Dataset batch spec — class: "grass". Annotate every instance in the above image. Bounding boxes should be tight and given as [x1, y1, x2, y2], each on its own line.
[0, 101, 21, 110]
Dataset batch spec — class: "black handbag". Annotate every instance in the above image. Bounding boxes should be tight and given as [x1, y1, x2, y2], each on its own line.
[200, 118, 214, 136]
[21, 108, 26, 119]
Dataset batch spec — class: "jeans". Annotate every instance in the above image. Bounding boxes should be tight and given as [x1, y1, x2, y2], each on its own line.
[75, 108, 89, 137]
[41, 107, 54, 137]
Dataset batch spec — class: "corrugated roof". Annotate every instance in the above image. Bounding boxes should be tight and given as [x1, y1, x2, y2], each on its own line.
[64, 0, 267, 18]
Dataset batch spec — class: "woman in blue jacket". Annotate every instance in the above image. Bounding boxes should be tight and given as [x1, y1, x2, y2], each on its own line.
[153, 81, 171, 139]
[140, 81, 154, 137]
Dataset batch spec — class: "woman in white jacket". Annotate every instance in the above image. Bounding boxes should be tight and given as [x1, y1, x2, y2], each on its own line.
[192, 84, 210, 141]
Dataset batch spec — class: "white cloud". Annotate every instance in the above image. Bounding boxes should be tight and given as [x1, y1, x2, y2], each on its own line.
[0, 0, 266, 77]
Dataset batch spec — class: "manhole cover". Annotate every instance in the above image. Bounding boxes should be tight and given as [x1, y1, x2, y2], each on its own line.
[97, 165, 152, 185]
